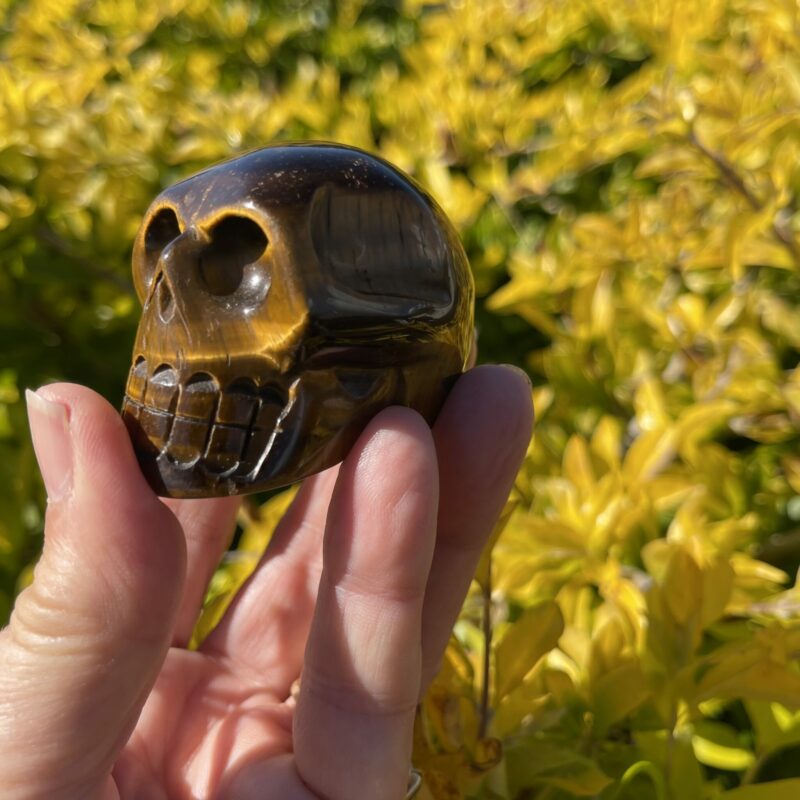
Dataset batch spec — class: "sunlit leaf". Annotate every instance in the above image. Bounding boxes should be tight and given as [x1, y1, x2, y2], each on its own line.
[494, 601, 564, 701]
[691, 720, 755, 770]
[4, 2, 800, 798]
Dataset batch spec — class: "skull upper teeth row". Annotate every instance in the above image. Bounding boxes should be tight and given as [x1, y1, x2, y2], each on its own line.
[122, 359, 290, 477]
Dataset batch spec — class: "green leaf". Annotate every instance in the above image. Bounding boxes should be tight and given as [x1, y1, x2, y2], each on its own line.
[504, 739, 613, 797]
[747, 701, 800, 758]
[616, 761, 667, 800]
[636, 730, 705, 800]
[592, 661, 649, 734]
[721, 779, 800, 799]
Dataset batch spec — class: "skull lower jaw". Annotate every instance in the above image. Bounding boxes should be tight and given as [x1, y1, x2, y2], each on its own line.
[121, 353, 453, 498]
[122, 358, 306, 497]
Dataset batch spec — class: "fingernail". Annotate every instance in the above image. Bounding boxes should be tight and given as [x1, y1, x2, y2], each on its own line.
[500, 364, 532, 388]
[26, 388, 73, 502]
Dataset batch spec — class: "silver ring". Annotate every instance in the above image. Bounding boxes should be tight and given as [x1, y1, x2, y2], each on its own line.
[406, 768, 422, 798]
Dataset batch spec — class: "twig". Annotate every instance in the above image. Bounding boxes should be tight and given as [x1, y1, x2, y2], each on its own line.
[491, 191, 528, 240]
[688, 128, 760, 210]
[36, 225, 135, 294]
[664, 704, 678, 800]
[687, 127, 800, 266]
[478, 555, 493, 739]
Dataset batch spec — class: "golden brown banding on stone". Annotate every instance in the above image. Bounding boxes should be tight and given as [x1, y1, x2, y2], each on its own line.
[123, 142, 474, 498]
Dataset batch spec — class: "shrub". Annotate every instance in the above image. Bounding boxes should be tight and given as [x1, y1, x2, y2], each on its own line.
[1, 1, 799, 797]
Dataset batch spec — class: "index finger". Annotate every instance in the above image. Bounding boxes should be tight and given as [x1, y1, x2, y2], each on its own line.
[165, 495, 241, 646]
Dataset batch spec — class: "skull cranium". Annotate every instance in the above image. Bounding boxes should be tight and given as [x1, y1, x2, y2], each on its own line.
[122, 143, 474, 498]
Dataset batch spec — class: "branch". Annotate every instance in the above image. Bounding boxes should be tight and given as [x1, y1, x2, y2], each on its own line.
[688, 128, 800, 266]
[478, 555, 493, 739]
[36, 225, 135, 294]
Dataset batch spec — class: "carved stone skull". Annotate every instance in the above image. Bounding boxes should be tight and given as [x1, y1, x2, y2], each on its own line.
[122, 143, 474, 498]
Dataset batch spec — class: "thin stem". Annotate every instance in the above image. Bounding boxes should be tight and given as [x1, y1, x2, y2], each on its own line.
[614, 761, 668, 800]
[688, 128, 760, 210]
[479, 556, 492, 739]
[740, 753, 766, 786]
[688, 127, 800, 266]
[491, 190, 527, 240]
[36, 225, 135, 293]
[664, 704, 678, 800]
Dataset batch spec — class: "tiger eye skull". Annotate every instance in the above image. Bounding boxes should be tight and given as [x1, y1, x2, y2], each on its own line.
[122, 143, 474, 498]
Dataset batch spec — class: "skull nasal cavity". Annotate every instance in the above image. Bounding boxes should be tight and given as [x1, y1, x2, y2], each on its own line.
[145, 207, 181, 254]
[200, 216, 268, 296]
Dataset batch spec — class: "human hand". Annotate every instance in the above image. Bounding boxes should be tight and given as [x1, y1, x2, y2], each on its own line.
[0, 365, 532, 800]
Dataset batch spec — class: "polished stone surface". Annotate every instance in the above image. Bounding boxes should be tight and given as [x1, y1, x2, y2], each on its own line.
[123, 143, 474, 497]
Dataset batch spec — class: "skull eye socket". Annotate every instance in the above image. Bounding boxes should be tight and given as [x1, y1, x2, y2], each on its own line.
[145, 207, 181, 255]
[200, 215, 269, 296]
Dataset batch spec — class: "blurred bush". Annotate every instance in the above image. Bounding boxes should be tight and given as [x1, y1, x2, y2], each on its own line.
[2, 0, 800, 797]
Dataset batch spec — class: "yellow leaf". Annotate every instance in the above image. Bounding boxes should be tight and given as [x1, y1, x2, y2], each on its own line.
[590, 416, 623, 469]
[691, 720, 755, 771]
[634, 146, 711, 179]
[590, 269, 614, 337]
[622, 428, 678, 484]
[701, 557, 735, 626]
[676, 401, 738, 455]
[592, 661, 649, 734]
[740, 237, 796, 270]
[494, 601, 564, 701]
[663, 546, 702, 626]
[783, 456, 800, 495]
[691, 643, 800, 708]
[190, 487, 299, 648]
[729, 554, 789, 592]
[238, 485, 299, 555]
[563, 434, 595, 494]
[692, 735, 754, 770]
[492, 662, 556, 737]
[634, 376, 670, 432]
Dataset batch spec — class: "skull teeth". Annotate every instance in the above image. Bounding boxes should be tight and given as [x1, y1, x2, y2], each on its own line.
[145, 365, 180, 414]
[177, 374, 219, 420]
[216, 379, 259, 427]
[122, 359, 288, 479]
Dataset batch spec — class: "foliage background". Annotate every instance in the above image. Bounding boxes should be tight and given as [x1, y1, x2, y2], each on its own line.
[2, 0, 800, 797]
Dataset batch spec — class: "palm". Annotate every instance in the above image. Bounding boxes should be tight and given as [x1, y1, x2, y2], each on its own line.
[119, 649, 302, 797]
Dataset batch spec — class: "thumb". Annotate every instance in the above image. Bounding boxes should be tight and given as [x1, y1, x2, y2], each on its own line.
[0, 384, 186, 799]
